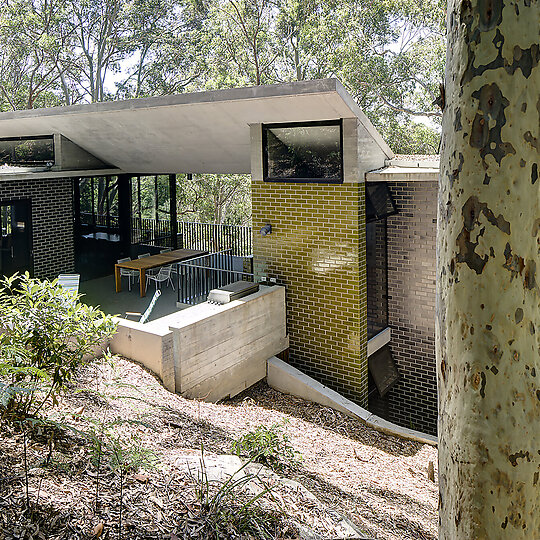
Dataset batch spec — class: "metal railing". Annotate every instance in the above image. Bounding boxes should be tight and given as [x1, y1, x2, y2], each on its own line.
[179, 222, 252, 256]
[80, 214, 253, 255]
[80, 212, 119, 228]
[131, 217, 172, 247]
[130, 219, 252, 254]
[176, 250, 254, 306]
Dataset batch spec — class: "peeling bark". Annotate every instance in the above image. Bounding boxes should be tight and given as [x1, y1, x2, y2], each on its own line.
[437, 0, 540, 538]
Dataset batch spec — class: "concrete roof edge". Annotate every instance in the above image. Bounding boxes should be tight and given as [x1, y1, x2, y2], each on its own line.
[333, 79, 395, 159]
[0, 168, 123, 181]
[0, 79, 342, 121]
[366, 166, 439, 182]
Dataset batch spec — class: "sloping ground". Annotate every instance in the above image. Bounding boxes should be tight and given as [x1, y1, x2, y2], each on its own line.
[0, 357, 438, 539]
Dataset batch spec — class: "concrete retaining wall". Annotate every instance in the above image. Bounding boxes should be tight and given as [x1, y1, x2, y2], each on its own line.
[108, 285, 288, 401]
[171, 285, 288, 401]
[267, 356, 437, 446]
[109, 318, 176, 392]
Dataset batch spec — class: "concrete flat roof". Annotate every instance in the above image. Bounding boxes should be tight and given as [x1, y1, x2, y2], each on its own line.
[0, 79, 393, 175]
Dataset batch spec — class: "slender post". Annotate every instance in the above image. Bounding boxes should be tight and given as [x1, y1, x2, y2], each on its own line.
[169, 174, 178, 249]
[117, 175, 132, 255]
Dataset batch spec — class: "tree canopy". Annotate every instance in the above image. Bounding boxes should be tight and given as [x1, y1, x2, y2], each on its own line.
[0, 0, 445, 154]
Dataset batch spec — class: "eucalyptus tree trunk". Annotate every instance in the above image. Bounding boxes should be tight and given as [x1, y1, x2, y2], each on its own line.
[437, 0, 540, 538]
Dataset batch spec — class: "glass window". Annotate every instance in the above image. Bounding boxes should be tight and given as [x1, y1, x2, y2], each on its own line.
[263, 121, 342, 182]
[0, 136, 54, 166]
[78, 176, 118, 229]
[366, 183, 397, 222]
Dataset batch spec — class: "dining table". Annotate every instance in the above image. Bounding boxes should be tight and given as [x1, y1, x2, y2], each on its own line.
[114, 248, 208, 297]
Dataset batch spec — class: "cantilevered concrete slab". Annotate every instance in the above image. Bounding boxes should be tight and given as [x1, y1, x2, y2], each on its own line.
[0, 79, 393, 175]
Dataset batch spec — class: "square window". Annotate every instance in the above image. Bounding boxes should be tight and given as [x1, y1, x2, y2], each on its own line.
[263, 121, 343, 183]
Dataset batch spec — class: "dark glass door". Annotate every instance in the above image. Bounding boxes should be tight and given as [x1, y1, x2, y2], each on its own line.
[0, 200, 32, 277]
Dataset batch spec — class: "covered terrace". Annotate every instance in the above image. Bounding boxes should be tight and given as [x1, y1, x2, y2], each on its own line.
[0, 78, 383, 319]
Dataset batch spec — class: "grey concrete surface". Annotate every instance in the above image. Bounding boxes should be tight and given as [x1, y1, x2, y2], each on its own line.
[0, 79, 391, 175]
[266, 356, 437, 446]
[80, 274, 182, 322]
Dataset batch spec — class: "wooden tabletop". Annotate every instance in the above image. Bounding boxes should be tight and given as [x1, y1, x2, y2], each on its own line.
[114, 249, 208, 296]
[116, 249, 208, 270]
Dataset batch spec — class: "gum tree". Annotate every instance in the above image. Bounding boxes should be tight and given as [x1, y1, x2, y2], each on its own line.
[437, 0, 539, 538]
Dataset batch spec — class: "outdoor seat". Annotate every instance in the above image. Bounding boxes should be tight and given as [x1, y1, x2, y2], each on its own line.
[125, 289, 161, 324]
[57, 274, 80, 295]
[138, 252, 158, 276]
[117, 257, 138, 291]
[146, 264, 175, 291]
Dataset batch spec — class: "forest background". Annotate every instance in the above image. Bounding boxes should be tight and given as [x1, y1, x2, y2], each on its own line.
[0, 0, 446, 224]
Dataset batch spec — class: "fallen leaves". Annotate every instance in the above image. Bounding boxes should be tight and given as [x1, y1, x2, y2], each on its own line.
[0, 356, 439, 540]
[91, 522, 104, 537]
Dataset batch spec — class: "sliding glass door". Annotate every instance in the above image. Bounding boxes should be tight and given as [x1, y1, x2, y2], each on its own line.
[0, 200, 32, 277]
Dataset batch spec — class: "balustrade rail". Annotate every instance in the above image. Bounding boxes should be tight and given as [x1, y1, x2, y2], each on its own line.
[178, 222, 252, 256]
[131, 217, 172, 247]
[80, 212, 119, 228]
[79, 213, 253, 256]
[176, 250, 254, 305]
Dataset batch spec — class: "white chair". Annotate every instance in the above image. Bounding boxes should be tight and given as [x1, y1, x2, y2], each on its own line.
[138, 252, 158, 276]
[117, 257, 138, 291]
[146, 265, 175, 291]
[57, 274, 80, 295]
[125, 289, 161, 324]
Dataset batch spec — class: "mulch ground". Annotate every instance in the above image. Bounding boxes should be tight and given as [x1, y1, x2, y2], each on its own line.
[0, 356, 438, 539]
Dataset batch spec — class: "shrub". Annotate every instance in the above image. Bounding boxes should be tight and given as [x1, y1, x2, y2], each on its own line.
[231, 422, 301, 472]
[0, 273, 117, 422]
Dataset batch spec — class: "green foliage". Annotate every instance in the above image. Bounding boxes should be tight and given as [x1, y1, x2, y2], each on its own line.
[107, 432, 158, 475]
[0, 273, 117, 422]
[176, 173, 251, 225]
[231, 422, 301, 471]
[0, 0, 445, 155]
[380, 118, 440, 156]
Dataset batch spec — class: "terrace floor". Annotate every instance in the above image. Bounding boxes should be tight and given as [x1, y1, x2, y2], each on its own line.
[80, 274, 186, 322]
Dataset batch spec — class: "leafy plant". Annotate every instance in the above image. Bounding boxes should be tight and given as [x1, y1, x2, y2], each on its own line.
[231, 422, 301, 472]
[0, 273, 117, 422]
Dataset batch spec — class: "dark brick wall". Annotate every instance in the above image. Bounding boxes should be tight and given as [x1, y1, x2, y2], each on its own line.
[367, 219, 388, 338]
[369, 180, 438, 435]
[0, 178, 74, 279]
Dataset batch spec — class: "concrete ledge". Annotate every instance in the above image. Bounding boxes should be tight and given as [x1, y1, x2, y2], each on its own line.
[267, 357, 437, 446]
[109, 317, 176, 392]
[367, 327, 391, 356]
[366, 167, 439, 182]
[107, 286, 287, 403]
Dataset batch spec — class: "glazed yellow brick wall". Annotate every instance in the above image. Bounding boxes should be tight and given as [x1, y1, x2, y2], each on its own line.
[252, 181, 368, 405]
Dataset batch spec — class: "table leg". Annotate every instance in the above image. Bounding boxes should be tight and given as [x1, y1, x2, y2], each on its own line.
[115, 265, 122, 293]
[140, 268, 146, 297]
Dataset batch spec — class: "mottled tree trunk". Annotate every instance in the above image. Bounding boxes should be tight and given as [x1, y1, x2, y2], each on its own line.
[437, 0, 539, 538]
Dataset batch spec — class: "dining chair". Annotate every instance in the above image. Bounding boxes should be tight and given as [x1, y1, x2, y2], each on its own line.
[57, 274, 80, 295]
[146, 264, 175, 291]
[138, 252, 157, 276]
[117, 257, 138, 291]
[125, 289, 161, 323]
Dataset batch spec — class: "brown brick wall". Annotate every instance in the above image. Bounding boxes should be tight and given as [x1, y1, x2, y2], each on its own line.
[369, 180, 438, 435]
[252, 181, 368, 405]
[0, 178, 74, 279]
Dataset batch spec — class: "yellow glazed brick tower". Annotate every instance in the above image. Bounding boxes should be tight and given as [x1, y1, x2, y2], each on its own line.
[250, 119, 388, 406]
